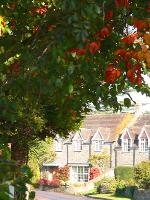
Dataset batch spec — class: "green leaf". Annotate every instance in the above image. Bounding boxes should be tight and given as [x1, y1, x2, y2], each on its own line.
[68, 84, 74, 94]
[124, 98, 131, 108]
[68, 65, 75, 75]
[55, 79, 63, 88]
[96, 86, 101, 97]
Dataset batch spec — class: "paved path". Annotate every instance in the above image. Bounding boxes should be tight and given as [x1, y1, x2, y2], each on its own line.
[35, 191, 99, 200]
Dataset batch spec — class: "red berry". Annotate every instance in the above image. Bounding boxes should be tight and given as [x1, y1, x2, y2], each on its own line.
[88, 42, 100, 54]
[100, 27, 110, 38]
[105, 11, 113, 20]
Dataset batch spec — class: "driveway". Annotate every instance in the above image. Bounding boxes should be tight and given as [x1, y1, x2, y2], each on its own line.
[35, 191, 99, 200]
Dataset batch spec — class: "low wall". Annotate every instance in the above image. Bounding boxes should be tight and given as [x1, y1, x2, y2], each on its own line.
[65, 182, 95, 195]
[133, 189, 150, 200]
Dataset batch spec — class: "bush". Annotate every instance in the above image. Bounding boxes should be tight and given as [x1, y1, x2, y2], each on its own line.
[0, 161, 35, 200]
[39, 178, 60, 187]
[89, 167, 100, 180]
[134, 161, 150, 189]
[54, 165, 69, 182]
[115, 180, 126, 197]
[95, 178, 117, 194]
[114, 166, 134, 180]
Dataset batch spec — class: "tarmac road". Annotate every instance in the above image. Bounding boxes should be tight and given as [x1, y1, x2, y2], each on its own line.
[35, 191, 100, 200]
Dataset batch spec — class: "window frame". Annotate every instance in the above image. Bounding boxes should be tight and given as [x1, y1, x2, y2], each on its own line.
[55, 140, 63, 152]
[122, 138, 131, 152]
[94, 140, 104, 152]
[139, 138, 148, 152]
[74, 140, 82, 152]
[72, 166, 89, 182]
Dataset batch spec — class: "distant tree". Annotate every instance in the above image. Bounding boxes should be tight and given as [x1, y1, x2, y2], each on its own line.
[28, 137, 55, 183]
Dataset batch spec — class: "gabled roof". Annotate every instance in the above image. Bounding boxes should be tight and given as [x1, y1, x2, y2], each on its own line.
[144, 125, 150, 138]
[72, 130, 84, 141]
[59, 113, 150, 144]
[120, 128, 132, 140]
[138, 127, 149, 140]
[79, 128, 95, 142]
[92, 129, 104, 140]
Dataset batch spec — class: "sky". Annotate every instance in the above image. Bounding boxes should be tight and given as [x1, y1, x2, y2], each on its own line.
[118, 75, 150, 113]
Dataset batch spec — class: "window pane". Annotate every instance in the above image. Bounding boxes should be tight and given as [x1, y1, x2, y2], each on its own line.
[72, 166, 89, 182]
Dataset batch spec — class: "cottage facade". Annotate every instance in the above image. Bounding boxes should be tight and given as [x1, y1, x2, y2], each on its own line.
[43, 113, 150, 183]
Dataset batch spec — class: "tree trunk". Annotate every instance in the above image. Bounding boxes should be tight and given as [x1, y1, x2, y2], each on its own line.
[11, 143, 29, 166]
[11, 143, 29, 199]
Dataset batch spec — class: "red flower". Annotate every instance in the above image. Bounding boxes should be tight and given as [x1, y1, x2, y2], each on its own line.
[89, 167, 100, 180]
[121, 34, 138, 44]
[137, 76, 142, 87]
[105, 64, 117, 83]
[105, 11, 113, 20]
[100, 27, 110, 39]
[49, 179, 60, 187]
[35, 6, 48, 14]
[115, 0, 129, 8]
[88, 42, 100, 54]
[39, 179, 49, 186]
[114, 49, 126, 57]
[76, 48, 86, 56]
[133, 19, 148, 31]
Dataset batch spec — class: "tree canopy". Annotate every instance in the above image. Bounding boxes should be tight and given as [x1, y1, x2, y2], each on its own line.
[0, 0, 150, 146]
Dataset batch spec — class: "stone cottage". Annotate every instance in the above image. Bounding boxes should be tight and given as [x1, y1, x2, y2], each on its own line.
[42, 113, 150, 183]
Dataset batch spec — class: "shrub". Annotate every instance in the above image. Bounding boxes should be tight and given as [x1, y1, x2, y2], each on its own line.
[54, 165, 69, 182]
[95, 178, 117, 194]
[39, 178, 60, 187]
[115, 180, 126, 197]
[134, 161, 150, 189]
[39, 178, 49, 186]
[115, 180, 137, 198]
[89, 167, 100, 180]
[49, 179, 60, 187]
[114, 166, 134, 180]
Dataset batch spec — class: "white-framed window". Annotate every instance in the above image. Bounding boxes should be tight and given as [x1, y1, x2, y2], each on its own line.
[94, 140, 103, 151]
[55, 140, 63, 151]
[74, 140, 82, 151]
[122, 139, 131, 152]
[72, 166, 89, 182]
[139, 139, 148, 152]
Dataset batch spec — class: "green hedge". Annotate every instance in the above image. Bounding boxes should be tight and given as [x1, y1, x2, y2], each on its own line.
[114, 166, 134, 180]
[134, 161, 150, 189]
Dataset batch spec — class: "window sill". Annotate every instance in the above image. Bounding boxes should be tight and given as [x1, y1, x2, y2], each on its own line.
[74, 150, 82, 152]
[94, 150, 102, 152]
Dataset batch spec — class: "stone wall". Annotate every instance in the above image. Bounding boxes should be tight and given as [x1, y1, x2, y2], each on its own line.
[133, 189, 150, 200]
[112, 146, 150, 168]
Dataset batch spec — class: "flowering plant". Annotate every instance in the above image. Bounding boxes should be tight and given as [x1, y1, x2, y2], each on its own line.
[39, 178, 50, 186]
[89, 167, 100, 180]
[39, 178, 60, 187]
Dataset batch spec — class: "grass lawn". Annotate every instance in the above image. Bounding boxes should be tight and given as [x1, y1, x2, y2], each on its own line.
[88, 193, 132, 200]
